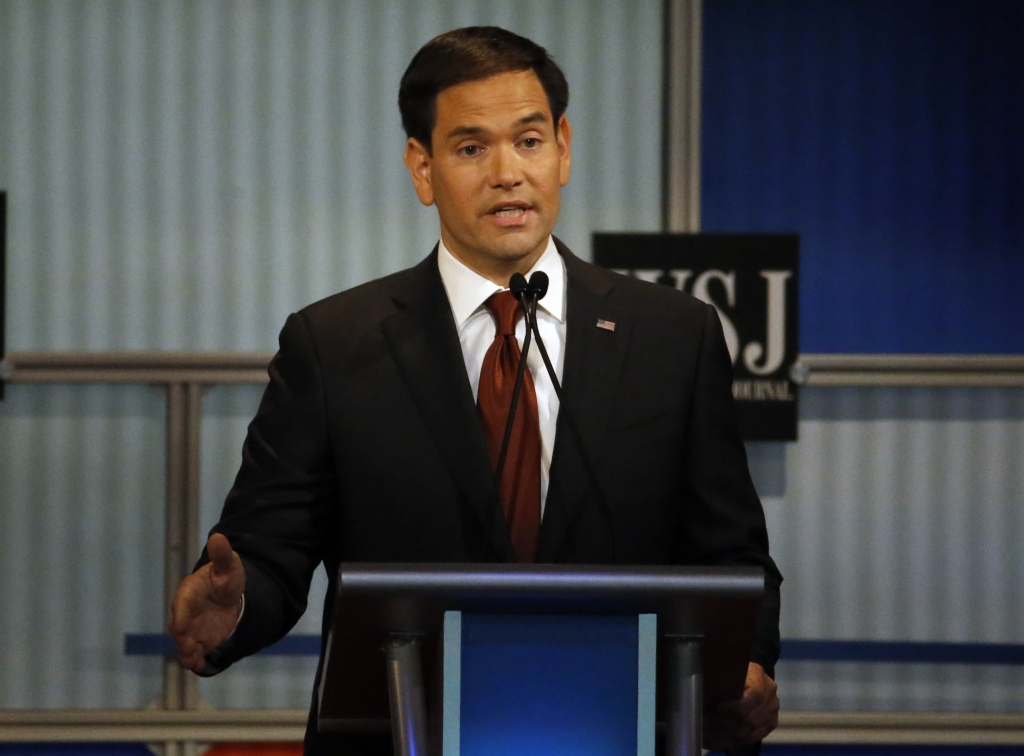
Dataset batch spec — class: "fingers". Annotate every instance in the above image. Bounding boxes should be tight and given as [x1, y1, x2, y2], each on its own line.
[742, 692, 780, 737]
[204, 534, 246, 612]
[707, 662, 780, 747]
[207, 533, 235, 574]
[173, 631, 201, 668]
[206, 533, 245, 601]
[177, 638, 208, 672]
[706, 706, 778, 749]
[719, 676, 776, 718]
[168, 577, 208, 671]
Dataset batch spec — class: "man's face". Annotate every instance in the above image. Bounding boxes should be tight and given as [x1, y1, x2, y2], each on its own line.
[404, 70, 572, 283]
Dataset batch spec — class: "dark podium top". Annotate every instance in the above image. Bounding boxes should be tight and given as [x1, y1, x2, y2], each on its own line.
[318, 563, 763, 731]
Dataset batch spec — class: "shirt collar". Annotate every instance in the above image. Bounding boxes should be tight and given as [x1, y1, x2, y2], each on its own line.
[437, 236, 567, 328]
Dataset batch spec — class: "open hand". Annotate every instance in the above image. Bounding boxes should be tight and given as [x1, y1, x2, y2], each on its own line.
[704, 662, 779, 749]
[168, 533, 245, 672]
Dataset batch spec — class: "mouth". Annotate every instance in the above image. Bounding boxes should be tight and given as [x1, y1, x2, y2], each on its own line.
[486, 201, 533, 227]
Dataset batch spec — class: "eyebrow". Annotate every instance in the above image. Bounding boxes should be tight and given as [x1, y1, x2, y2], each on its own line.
[445, 111, 549, 140]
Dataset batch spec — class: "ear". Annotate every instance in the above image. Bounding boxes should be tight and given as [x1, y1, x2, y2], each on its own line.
[556, 115, 573, 187]
[404, 138, 435, 206]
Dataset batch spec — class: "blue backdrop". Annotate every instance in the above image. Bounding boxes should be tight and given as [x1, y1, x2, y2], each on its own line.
[702, 0, 1024, 354]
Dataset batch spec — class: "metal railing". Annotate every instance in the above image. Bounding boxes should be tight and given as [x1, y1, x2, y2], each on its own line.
[794, 354, 1024, 386]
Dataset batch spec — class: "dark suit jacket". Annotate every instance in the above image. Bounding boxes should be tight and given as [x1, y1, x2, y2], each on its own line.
[205, 240, 781, 753]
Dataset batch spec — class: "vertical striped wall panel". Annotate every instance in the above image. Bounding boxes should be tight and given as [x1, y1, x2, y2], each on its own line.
[775, 662, 1024, 713]
[0, 384, 165, 709]
[0, 0, 663, 709]
[759, 387, 1024, 711]
[0, 0, 663, 352]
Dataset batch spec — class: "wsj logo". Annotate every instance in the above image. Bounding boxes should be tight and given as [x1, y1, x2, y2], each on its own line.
[594, 233, 800, 440]
[625, 268, 792, 376]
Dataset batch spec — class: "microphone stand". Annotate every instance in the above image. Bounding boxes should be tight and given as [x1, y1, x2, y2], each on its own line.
[518, 272, 617, 563]
[484, 274, 536, 551]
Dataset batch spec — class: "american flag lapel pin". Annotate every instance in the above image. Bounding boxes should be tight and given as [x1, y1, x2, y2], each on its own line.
[596, 319, 616, 332]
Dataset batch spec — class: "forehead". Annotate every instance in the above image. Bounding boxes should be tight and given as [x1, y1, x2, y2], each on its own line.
[434, 70, 552, 132]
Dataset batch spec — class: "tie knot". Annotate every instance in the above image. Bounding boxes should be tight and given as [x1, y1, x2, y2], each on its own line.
[485, 290, 523, 336]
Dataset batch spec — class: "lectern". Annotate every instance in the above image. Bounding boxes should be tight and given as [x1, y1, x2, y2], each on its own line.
[318, 564, 763, 756]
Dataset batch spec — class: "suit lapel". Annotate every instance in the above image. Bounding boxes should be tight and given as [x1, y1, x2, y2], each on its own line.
[380, 251, 516, 562]
[537, 244, 632, 562]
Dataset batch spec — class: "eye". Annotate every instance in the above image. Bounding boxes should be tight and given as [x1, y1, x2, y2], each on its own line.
[521, 137, 541, 149]
[459, 145, 481, 157]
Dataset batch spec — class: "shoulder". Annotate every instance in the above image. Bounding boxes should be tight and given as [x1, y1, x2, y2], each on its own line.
[295, 253, 438, 334]
[561, 243, 711, 326]
[267, 252, 441, 370]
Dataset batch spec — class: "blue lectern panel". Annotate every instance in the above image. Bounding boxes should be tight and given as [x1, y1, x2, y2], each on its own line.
[460, 614, 639, 756]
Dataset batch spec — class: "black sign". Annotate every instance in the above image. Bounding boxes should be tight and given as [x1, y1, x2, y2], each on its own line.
[593, 233, 799, 441]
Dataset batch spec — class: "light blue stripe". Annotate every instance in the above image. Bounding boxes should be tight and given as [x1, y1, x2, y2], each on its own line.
[637, 613, 657, 756]
[443, 611, 462, 756]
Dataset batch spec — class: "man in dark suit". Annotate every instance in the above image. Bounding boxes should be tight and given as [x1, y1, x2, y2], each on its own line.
[170, 26, 781, 754]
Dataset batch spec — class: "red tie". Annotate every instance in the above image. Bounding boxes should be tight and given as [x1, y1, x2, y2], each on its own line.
[477, 291, 541, 563]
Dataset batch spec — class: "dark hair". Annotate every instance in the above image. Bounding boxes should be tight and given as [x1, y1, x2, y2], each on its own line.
[398, 26, 569, 152]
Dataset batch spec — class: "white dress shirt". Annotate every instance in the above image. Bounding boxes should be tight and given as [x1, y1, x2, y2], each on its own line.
[437, 236, 566, 514]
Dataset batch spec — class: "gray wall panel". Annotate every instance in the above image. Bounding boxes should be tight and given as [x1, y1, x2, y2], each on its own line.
[776, 663, 1024, 713]
[760, 387, 1024, 711]
[0, 0, 663, 710]
[0, 384, 166, 709]
[0, 0, 662, 351]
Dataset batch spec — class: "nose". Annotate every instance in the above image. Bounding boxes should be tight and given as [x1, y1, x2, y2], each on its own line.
[489, 144, 523, 190]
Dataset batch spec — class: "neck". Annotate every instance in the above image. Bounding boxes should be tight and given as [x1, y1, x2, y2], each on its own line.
[441, 236, 549, 287]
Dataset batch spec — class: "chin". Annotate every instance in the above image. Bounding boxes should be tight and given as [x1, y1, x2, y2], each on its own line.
[491, 233, 548, 261]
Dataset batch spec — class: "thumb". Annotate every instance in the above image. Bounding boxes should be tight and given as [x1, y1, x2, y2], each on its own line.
[207, 532, 236, 576]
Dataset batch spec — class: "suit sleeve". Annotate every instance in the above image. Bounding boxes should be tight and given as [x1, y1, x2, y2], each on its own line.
[199, 311, 339, 671]
[681, 303, 782, 676]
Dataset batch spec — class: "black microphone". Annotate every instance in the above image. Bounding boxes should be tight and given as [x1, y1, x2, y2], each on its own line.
[518, 271, 616, 562]
[509, 271, 530, 300]
[485, 273, 535, 547]
[526, 270, 549, 300]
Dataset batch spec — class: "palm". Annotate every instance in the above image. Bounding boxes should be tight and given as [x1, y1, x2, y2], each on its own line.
[180, 574, 240, 643]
